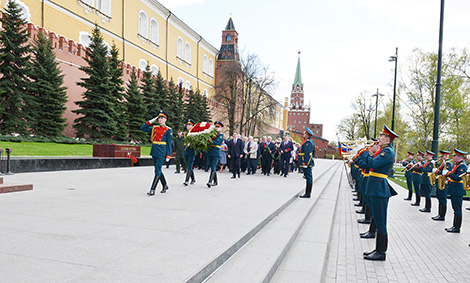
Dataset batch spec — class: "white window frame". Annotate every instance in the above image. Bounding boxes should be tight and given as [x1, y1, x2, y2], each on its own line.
[177, 37, 184, 59]
[186, 81, 192, 90]
[184, 42, 191, 64]
[208, 58, 214, 76]
[79, 31, 92, 48]
[139, 59, 148, 71]
[149, 18, 159, 45]
[96, 0, 111, 16]
[203, 89, 209, 97]
[150, 65, 159, 76]
[203, 55, 208, 74]
[138, 10, 148, 38]
[12, 0, 31, 22]
[177, 77, 184, 87]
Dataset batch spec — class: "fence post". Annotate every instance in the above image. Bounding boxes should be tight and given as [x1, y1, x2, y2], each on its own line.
[0, 148, 3, 175]
[5, 148, 13, 175]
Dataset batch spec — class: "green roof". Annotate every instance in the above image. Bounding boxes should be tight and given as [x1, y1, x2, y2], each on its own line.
[293, 56, 302, 85]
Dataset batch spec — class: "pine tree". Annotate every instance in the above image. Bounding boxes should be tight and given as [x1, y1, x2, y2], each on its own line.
[109, 43, 127, 141]
[0, 0, 33, 135]
[184, 90, 200, 123]
[198, 91, 212, 123]
[30, 32, 68, 137]
[73, 24, 117, 140]
[166, 80, 184, 131]
[140, 64, 157, 119]
[126, 71, 147, 142]
[154, 71, 169, 113]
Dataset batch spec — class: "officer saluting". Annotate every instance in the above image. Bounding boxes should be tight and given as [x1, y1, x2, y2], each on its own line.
[140, 110, 172, 195]
[206, 121, 224, 188]
[358, 125, 398, 261]
[299, 128, 316, 198]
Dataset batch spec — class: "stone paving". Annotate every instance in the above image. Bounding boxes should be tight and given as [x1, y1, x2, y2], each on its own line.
[324, 173, 470, 283]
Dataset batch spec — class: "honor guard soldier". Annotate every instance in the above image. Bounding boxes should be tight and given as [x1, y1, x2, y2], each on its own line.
[432, 150, 452, 221]
[141, 110, 172, 195]
[358, 125, 398, 261]
[411, 151, 424, 206]
[442, 149, 468, 233]
[183, 119, 196, 186]
[417, 150, 436, 213]
[207, 121, 224, 188]
[402, 152, 415, 201]
[299, 128, 316, 198]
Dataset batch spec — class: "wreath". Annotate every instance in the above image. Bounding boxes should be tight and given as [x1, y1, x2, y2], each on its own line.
[185, 122, 219, 153]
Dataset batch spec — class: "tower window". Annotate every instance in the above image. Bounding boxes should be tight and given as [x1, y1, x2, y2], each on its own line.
[226, 34, 231, 42]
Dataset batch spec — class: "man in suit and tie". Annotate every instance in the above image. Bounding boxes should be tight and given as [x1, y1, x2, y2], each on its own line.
[262, 136, 276, 176]
[280, 135, 294, 177]
[228, 133, 243, 178]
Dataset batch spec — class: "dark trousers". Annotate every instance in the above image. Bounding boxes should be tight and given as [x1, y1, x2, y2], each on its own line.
[369, 196, 389, 234]
[405, 176, 413, 195]
[231, 156, 241, 177]
[436, 186, 448, 206]
[262, 157, 273, 174]
[247, 158, 257, 174]
[413, 181, 421, 202]
[421, 183, 431, 200]
[175, 153, 187, 172]
[450, 195, 463, 216]
[281, 156, 290, 175]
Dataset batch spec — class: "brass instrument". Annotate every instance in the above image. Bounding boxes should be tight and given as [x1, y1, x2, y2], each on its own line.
[429, 172, 436, 186]
[462, 173, 470, 191]
[437, 175, 447, 190]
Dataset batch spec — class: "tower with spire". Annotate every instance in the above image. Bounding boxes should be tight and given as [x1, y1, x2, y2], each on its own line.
[217, 15, 239, 62]
[287, 52, 311, 133]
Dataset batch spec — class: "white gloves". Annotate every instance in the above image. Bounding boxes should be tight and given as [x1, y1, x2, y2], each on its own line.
[149, 116, 158, 124]
[431, 160, 436, 164]
[166, 157, 170, 163]
[442, 169, 448, 176]
[432, 168, 438, 173]
[467, 167, 470, 173]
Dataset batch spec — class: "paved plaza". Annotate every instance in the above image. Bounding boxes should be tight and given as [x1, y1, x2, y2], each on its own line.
[1, 159, 470, 282]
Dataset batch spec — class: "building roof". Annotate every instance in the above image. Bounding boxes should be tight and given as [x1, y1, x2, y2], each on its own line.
[293, 55, 302, 85]
[225, 16, 236, 30]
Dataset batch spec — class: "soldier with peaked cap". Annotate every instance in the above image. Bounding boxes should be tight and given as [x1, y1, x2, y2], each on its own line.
[358, 125, 398, 261]
[206, 121, 224, 188]
[183, 119, 196, 186]
[417, 150, 436, 213]
[299, 128, 316, 198]
[140, 110, 172, 195]
[402, 152, 415, 201]
[411, 151, 425, 206]
[442, 149, 468, 233]
[432, 150, 452, 221]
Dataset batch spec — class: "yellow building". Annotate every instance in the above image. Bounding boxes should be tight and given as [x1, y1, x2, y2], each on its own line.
[9, 0, 218, 96]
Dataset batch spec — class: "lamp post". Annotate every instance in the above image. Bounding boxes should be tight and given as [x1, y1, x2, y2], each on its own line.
[389, 47, 398, 131]
[372, 89, 385, 138]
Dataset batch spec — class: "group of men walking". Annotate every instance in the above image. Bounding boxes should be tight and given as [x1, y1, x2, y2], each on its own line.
[401, 148, 469, 233]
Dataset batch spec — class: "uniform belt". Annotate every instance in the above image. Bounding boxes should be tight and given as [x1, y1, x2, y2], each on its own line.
[153, 141, 167, 145]
[354, 164, 359, 168]
[362, 172, 370, 177]
[299, 153, 305, 156]
[449, 179, 464, 183]
[413, 172, 423, 174]
[210, 145, 220, 148]
[369, 172, 388, 179]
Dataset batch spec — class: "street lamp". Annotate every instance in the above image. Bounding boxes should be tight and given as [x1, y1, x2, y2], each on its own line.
[388, 47, 398, 132]
[372, 89, 385, 138]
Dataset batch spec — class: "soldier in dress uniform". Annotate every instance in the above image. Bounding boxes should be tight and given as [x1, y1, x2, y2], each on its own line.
[358, 125, 398, 261]
[432, 150, 452, 221]
[417, 150, 436, 213]
[206, 121, 224, 188]
[442, 149, 468, 233]
[140, 110, 172, 195]
[183, 119, 196, 186]
[402, 152, 415, 201]
[411, 151, 425, 206]
[299, 128, 316, 198]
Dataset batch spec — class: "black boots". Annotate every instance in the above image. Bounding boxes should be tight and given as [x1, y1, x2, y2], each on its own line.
[183, 170, 195, 186]
[212, 172, 218, 187]
[358, 206, 371, 224]
[360, 218, 376, 238]
[364, 233, 387, 261]
[147, 175, 160, 196]
[207, 171, 216, 188]
[300, 183, 312, 198]
[445, 215, 462, 233]
[190, 170, 196, 184]
[432, 204, 446, 221]
[411, 193, 421, 206]
[404, 190, 412, 200]
[160, 174, 169, 193]
[419, 198, 431, 213]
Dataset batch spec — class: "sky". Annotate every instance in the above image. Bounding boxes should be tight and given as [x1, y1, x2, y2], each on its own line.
[159, 0, 470, 141]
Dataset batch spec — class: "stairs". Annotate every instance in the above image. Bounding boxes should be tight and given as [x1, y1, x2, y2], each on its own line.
[185, 161, 344, 283]
[0, 176, 33, 194]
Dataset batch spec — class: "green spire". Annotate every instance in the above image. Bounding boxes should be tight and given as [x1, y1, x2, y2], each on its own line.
[293, 53, 302, 85]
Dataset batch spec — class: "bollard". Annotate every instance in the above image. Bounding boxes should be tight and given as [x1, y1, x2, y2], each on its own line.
[0, 148, 3, 175]
[5, 148, 13, 175]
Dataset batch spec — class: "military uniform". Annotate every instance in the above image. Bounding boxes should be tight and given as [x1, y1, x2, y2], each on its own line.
[140, 110, 172, 195]
[299, 128, 316, 198]
[444, 149, 468, 233]
[402, 152, 415, 200]
[206, 121, 224, 188]
[417, 150, 436, 213]
[411, 151, 425, 206]
[183, 119, 196, 186]
[358, 125, 398, 261]
[174, 133, 187, 173]
[432, 150, 452, 221]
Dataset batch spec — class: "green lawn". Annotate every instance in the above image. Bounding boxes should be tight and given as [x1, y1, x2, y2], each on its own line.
[0, 141, 151, 156]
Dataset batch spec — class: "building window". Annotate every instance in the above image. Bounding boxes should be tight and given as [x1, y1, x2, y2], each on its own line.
[203, 55, 208, 74]
[226, 34, 231, 42]
[209, 59, 214, 76]
[186, 81, 192, 90]
[96, 0, 111, 16]
[150, 65, 159, 76]
[79, 0, 111, 21]
[12, 0, 30, 22]
[79, 31, 92, 48]
[149, 19, 159, 44]
[139, 59, 148, 71]
[185, 42, 191, 64]
[203, 89, 209, 97]
[177, 77, 184, 87]
[138, 11, 148, 38]
[177, 37, 184, 59]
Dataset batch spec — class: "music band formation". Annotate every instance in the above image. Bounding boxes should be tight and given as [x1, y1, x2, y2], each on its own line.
[140, 110, 316, 198]
[346, 124, 470, 261]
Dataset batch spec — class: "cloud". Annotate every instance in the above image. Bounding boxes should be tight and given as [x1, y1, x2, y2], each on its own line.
[158, 0, 205, 9]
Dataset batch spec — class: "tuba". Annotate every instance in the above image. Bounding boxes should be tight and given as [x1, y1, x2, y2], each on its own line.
[429, 172, 436, 186]
[463, 173, 470, 191]
[437, 175, 447, 190]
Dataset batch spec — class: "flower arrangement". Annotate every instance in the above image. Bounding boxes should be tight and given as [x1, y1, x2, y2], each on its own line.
[185, 122, 219, 153]
[127, 155, 138, 166]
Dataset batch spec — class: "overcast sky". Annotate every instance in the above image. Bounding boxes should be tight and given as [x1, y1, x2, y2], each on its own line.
[159, 0, 470, 141]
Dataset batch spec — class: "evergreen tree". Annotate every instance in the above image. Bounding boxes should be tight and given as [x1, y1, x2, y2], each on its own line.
[126, 71, 147, 142]
[198, 91, 212, 123]
[154, 71, 169, 113]
[30, 32, 68, 137]
[109, 43, 127, 141]
[166, 80, 184, 131]
[0, 0, 33, 135]
[73, 24, 117, 140]
[140, 64, 157, 119]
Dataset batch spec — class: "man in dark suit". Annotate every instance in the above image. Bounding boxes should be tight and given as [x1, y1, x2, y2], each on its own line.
[262, 136, 276, 176]
[280, 135, 294, 177]
[228, 133, 243, 178]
